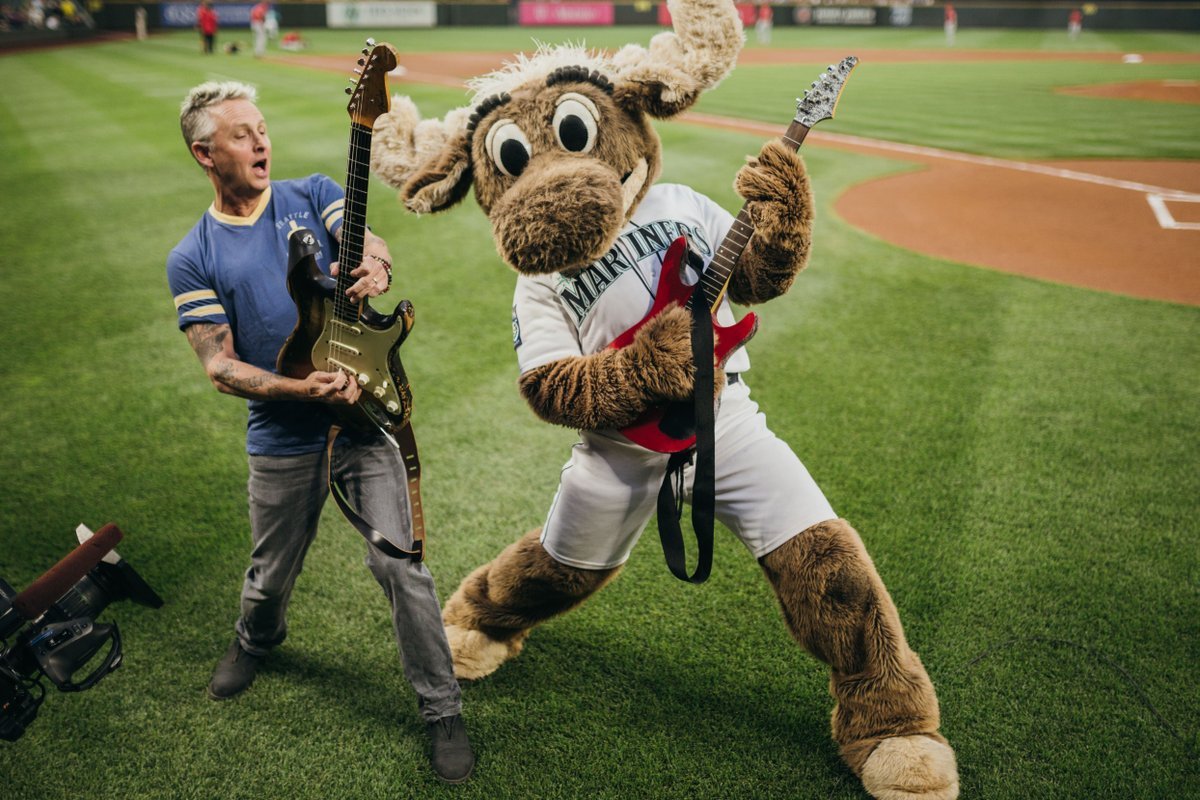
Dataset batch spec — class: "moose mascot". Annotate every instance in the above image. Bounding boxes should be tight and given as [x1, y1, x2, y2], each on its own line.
[370, 0, 960, 796]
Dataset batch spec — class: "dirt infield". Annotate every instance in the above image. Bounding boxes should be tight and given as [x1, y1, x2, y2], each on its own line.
[283, 47, 1200, 306]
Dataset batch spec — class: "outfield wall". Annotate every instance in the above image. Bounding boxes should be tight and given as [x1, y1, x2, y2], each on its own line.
[8, 0, 1199, 43]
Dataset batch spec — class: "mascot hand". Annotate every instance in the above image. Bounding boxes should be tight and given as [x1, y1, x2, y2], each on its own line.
[626, 304, 696, 402]
[728, 139, 815, 305]
[734, 139, 813, 243]
[518, 305, 724, 431]
[627, 304, 728, 403]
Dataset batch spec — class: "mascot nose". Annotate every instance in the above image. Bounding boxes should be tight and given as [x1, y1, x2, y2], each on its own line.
[489, 156, 626, 275]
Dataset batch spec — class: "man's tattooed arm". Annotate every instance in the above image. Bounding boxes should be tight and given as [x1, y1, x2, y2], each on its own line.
[184, 322, 288, 400]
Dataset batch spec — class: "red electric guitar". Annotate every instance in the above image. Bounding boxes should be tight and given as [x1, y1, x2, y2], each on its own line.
[610, 56, 858, 453]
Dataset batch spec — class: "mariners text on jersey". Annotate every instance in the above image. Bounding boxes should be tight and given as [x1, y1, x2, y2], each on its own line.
[554, 218, 713, 325]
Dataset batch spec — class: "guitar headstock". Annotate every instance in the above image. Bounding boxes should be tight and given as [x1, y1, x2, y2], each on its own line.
[794, 56, 858, 129]
[345, 38, 397, 128]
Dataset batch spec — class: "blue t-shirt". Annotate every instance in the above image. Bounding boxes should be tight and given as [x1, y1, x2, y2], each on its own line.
[167, 174, 346, 456]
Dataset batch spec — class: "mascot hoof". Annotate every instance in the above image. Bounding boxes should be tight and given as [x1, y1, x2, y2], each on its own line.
[860, 735, 959, 800]
[445, 624, 526, 680]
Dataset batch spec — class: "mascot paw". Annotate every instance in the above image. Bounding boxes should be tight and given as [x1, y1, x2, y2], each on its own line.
[630, 304, 694, 401]
[445, 624, 527, 680]
[860, 735, 960, 800]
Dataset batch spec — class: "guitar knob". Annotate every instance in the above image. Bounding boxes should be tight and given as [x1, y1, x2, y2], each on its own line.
[357, 373, 370, 385]
[373, 387, 386, 399]
[386, 401, 400, 414]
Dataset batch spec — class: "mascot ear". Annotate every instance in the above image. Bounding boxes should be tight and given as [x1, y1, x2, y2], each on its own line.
[371, 98, 473, 214]
[611, 0, 743, 119]
[401, 133, 472, 214]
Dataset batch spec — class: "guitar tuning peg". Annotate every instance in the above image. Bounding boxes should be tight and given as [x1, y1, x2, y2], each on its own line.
[357, 58, 365, 66]
[354, 68, 363, 75]
[345, 87, 353, 95]
[365, 37, 376, 47]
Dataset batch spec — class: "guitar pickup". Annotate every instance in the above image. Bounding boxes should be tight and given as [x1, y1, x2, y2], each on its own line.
[328, 341, 362, 356]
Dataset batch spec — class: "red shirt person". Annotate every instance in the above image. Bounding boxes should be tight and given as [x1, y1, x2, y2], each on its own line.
[197, 0, 218, 54]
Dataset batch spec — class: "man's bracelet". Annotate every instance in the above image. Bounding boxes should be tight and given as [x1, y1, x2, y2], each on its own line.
[368, 253, 393, 288]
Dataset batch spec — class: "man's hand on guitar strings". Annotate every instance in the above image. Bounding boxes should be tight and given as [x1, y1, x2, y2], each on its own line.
[330, 239, 393, 302]
[301, 369, 362, 406]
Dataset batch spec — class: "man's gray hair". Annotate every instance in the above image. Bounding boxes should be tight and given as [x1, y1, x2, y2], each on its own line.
[180, 81, 258, 155]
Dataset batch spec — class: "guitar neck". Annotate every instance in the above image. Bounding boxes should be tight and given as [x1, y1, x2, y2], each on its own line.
[333, 121, 374, 319]
[697, 118, 811, 313]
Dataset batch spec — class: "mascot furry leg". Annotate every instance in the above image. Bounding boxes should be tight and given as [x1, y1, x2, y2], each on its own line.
[762, 521, 957, 798]
[442, 529, 620, 678]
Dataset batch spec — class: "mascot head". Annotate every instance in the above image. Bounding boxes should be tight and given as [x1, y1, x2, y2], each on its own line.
[370, 0, 743, 275]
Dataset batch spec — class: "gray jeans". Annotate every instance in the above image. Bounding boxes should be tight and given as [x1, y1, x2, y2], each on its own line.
[236, 437, 461, 721]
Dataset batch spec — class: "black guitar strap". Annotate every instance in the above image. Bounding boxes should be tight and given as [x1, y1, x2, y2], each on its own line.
[324, 423, 425, 561]
[655, 282, 717, 584]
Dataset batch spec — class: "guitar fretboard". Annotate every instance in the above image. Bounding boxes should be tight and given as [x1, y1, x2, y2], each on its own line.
[332, 121, 374, 323]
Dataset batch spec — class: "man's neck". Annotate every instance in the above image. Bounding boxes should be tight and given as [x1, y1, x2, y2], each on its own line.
[211, 182, 267, 218]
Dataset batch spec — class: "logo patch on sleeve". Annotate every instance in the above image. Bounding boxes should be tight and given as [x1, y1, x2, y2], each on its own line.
[512, 305, 522, 349]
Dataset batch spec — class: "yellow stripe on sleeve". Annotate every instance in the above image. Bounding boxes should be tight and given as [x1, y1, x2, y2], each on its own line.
[322, 199, 344, 223]
[174, 289, 218, 309]
[181, 304, 227, 318]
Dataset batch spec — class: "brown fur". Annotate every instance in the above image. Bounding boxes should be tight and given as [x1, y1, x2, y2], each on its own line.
[518, 304, 727, 430]
[728, 139, 815, 305]
[758, 520, 944, 775]
[442, 528, 620, 642]
[489, 156, 627, 274]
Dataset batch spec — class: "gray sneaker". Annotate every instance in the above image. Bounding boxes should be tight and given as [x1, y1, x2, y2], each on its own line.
[207, 640, 263, 700]
[427, 714, 475, 784]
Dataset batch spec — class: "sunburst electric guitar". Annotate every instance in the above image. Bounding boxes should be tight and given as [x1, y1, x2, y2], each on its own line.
[610, 56, 858, 453]
[277, 41, 415, 442]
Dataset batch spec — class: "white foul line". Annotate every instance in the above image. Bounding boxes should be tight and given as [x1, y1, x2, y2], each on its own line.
[682, 112, 1200, 230]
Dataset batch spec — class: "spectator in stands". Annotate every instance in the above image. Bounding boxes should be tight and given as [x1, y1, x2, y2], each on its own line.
[196, 0, 217, 55]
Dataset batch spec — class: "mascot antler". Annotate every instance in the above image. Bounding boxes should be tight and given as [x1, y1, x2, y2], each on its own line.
[370, 0, 742, 214]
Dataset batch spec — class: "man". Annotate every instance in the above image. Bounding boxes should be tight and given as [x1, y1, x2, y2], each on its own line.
[196, 0, 217, 54]
[250, 0, 268, 57]
[167, 81, 474, 784]
[943, 2, 957, 46]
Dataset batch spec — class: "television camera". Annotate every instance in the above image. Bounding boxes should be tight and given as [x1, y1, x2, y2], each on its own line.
[0, 523, 162, 741]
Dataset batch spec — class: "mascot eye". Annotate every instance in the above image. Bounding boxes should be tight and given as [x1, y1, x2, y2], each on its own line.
[553, 94, 600, 154]
[485, 120, 532, 178]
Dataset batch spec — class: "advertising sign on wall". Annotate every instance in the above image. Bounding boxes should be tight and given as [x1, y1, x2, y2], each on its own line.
[327, 1, 436, 29]
[810, 6, 877, 26]
[658, 2, 757, 27]
[517, 2, 615, 26]
[161, 3, 256, 28]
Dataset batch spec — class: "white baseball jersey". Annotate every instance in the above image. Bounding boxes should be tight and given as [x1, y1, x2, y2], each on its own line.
[506, 182, 836, 570]
[512, 182, 751, 375]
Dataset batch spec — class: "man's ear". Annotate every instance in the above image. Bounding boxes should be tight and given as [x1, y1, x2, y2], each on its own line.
[190, 141, 214, 170]
[400, 133, 473, 214]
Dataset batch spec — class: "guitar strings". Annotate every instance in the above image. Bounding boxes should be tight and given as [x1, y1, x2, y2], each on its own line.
[326, 123, 374, 373]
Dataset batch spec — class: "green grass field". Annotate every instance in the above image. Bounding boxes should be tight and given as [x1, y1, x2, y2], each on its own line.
[1, 25, 1198, 799]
